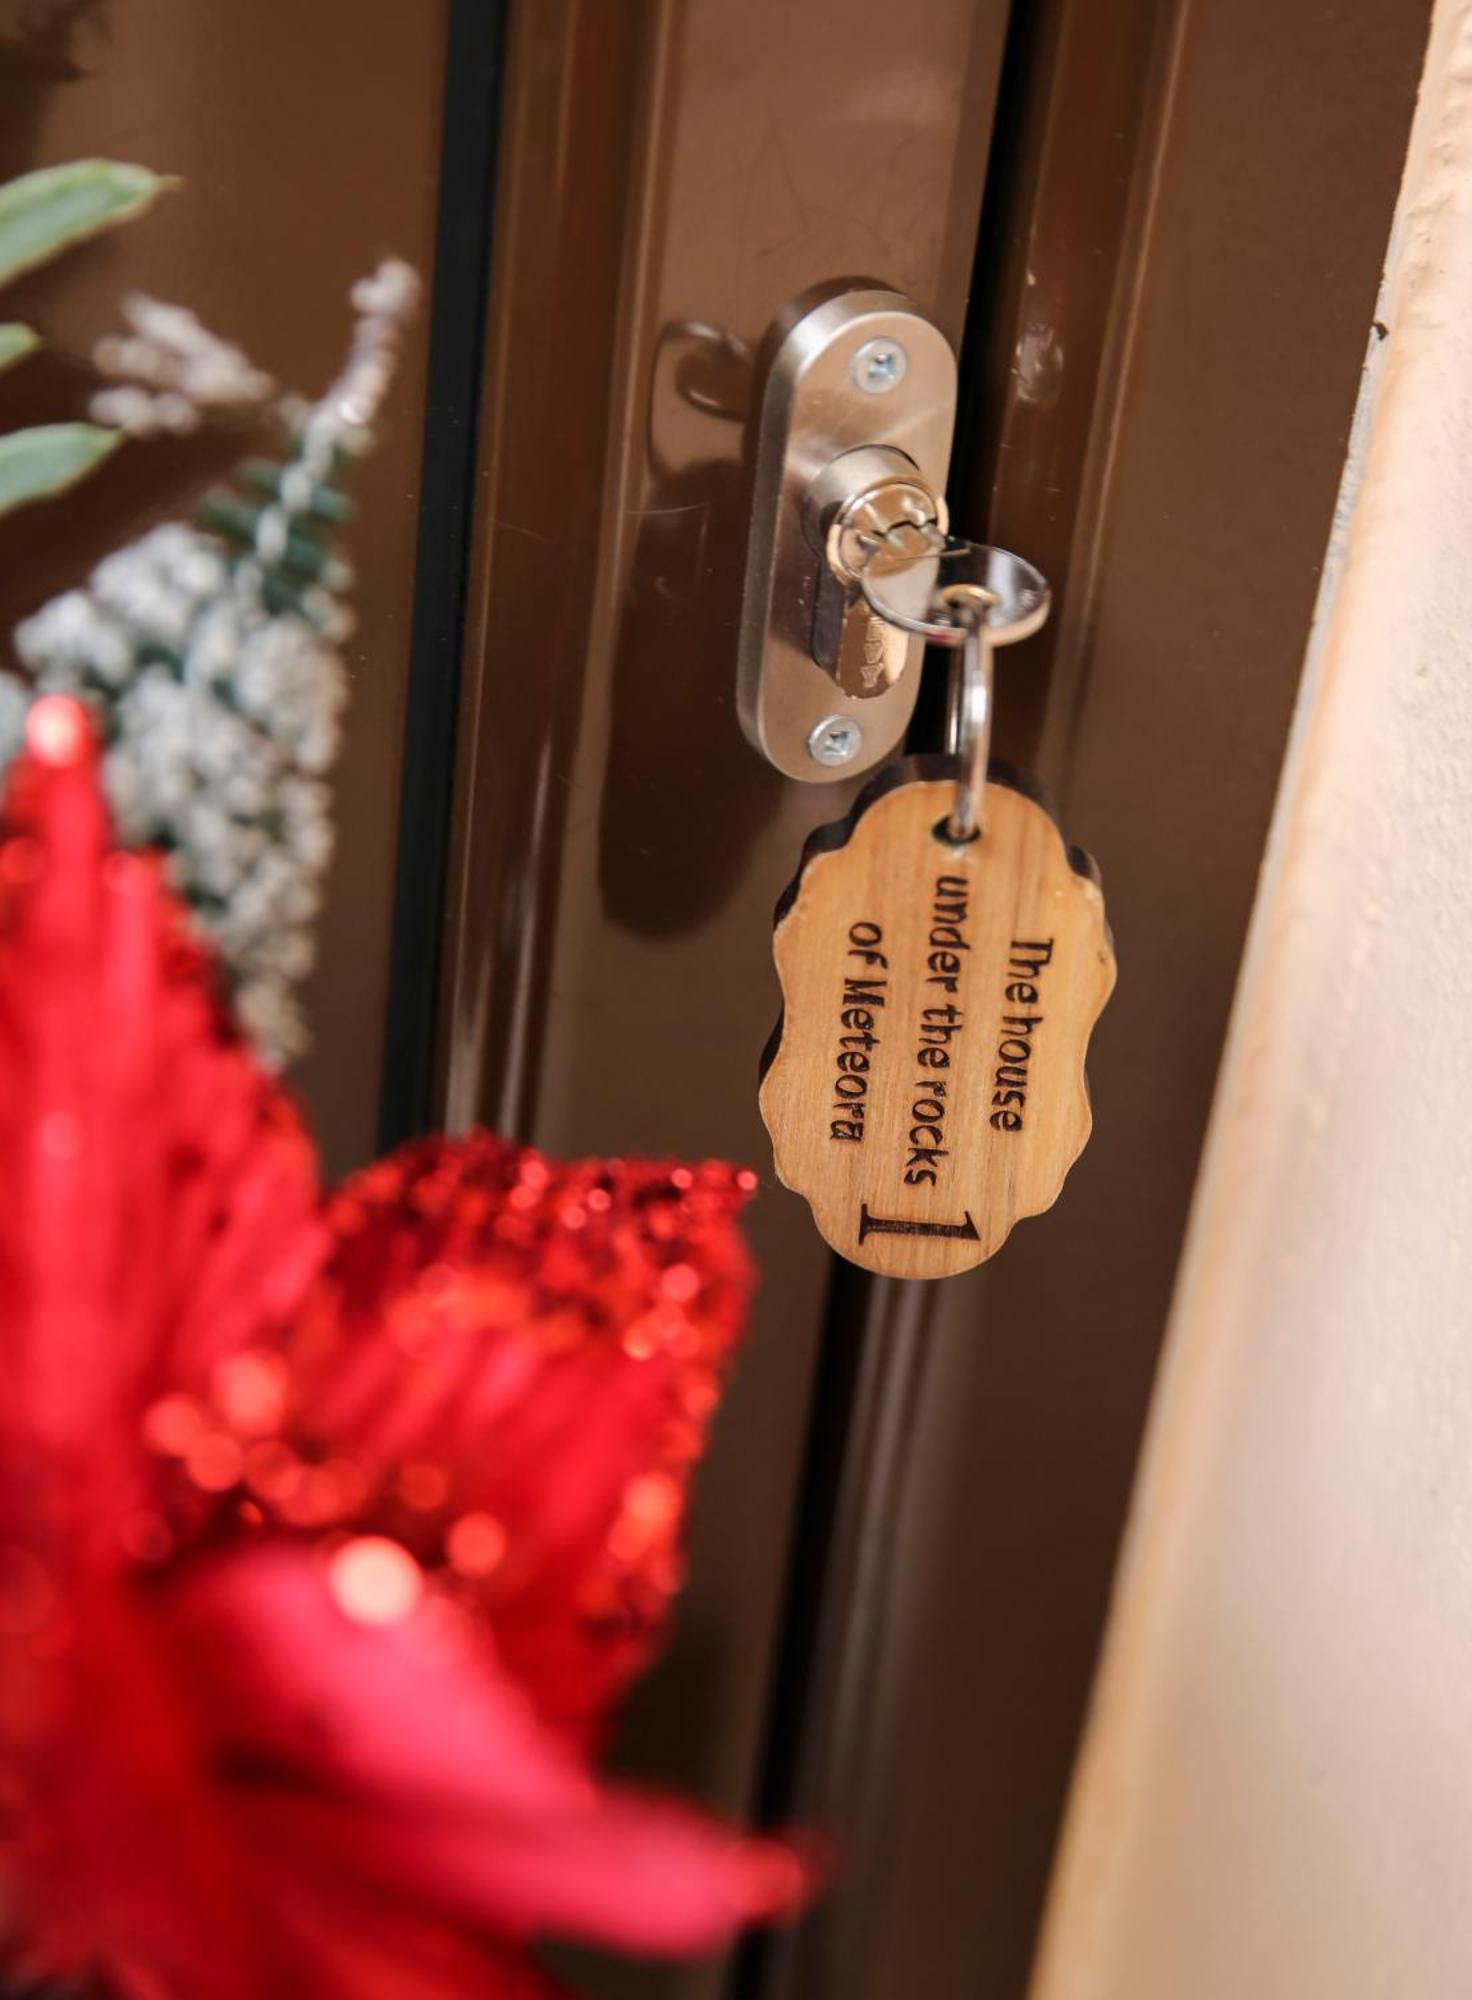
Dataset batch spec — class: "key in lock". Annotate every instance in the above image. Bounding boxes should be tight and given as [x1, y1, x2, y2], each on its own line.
[803, 444, 949, 699]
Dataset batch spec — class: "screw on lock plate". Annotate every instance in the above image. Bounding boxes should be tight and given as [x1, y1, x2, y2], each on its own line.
[850, 335, 909, 394]
[807, 713, 865, 767]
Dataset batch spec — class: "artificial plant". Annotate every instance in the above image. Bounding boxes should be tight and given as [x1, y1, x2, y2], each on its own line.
[0, 695, 809, 1995]
[0, 258, 418, 1063]
[0, 158, 169, 514]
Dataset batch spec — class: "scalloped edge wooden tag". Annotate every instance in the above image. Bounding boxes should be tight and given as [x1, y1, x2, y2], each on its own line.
[760, 759, 1115, 1278]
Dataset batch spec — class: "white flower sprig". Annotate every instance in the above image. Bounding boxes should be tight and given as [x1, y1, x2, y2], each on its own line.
[91, 294, 277, 437]
[0, 259, 420, 1067]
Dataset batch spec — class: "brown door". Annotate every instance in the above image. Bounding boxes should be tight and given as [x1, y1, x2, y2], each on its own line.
[412, 8, 1427, 1998]
[0, 3, 1431, 1996]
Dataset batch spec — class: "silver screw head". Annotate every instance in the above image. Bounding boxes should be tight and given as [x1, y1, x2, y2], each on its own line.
[851, 337, 909, 394]
[808, 713, 864, 767]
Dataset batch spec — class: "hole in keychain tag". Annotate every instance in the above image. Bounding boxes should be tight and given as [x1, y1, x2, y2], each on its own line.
[760, 546, 1115, 1280]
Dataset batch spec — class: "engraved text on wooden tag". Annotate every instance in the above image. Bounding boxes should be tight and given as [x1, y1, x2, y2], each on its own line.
[759, 765, 1115, 1278]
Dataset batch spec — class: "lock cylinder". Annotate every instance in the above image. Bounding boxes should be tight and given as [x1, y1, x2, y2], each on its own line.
[802, 446, 949, 698]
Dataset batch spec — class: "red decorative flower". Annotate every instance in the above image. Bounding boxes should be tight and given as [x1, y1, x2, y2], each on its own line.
[0, 697, 809, 1997]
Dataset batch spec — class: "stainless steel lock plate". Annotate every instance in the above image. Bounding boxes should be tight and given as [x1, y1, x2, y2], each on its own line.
[736, 289, 957, 782]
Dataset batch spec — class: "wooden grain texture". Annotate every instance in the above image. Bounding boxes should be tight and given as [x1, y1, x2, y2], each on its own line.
[760, 766, 1115, 1277]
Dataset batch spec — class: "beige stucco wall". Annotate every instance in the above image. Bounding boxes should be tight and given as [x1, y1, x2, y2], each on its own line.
[1026, 6, 1472, 1997]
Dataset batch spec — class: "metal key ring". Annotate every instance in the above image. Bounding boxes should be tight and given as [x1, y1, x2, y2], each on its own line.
[944, 590, 996, 844]
[858, 538, 1049, 646]
[859, 539, 1050, 841]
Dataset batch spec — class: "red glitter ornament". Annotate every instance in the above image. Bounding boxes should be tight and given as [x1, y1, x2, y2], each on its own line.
[0, 700, 811, 1997]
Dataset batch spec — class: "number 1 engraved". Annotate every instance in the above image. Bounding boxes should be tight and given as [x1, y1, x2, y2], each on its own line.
[857, 1203, 981, 1244]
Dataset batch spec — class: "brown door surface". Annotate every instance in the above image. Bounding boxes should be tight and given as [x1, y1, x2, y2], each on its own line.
[0, 3, 1431, 1996]
[419, 9, 1425, 1999]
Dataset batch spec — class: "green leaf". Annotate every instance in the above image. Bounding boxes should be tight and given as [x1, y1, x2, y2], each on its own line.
[0, 161, 173, 289]
[0, 422, 120, 516]
[0, 323, 38, 371]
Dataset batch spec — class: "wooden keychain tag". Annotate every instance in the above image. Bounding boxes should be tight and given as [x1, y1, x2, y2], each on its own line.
[760, 757, 1114, 1278]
